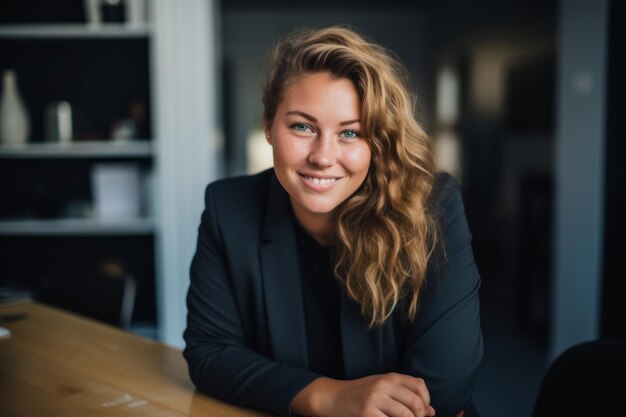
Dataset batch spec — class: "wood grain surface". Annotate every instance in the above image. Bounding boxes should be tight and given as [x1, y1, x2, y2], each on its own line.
[0, 301, 270, 417]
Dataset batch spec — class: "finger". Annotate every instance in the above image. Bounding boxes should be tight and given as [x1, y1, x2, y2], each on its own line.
[379, 395, 425, 417]
[413, 378, 431, 407]
[394, 376, 431, 409]
[387, 385, 431, 417]
[427, 405, 436, 416]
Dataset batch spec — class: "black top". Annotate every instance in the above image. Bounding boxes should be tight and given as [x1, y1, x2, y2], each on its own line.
[295, 224, 344, 379]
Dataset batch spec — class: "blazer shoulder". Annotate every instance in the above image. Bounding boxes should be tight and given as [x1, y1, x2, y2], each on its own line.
[205, 169, 272, 207]
[430, 172, 466, 231]
[201, 169, 274, 241]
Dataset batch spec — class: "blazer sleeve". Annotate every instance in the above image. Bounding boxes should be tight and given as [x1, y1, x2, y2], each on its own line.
[400, 174, 484, 417]
[183, 184, 320, 417]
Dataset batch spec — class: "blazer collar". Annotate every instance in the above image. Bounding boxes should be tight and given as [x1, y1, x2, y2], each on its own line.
[340, 293, 386, 378]
[261, 170, 293, 242]
[259, 171, 309, 368]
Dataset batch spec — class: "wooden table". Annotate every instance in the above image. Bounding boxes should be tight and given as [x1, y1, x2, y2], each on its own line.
[0, 301, 270, 417]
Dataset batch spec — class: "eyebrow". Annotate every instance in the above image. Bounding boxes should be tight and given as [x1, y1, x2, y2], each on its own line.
[285, 111, 360, 126]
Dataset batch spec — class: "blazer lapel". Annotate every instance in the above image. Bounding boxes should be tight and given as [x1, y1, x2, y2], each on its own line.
[340, 292, 386, 378]
[259, 172, 309, 369]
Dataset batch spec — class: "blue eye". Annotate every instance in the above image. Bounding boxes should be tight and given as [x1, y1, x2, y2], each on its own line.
[292, 123, 312, 133]
[342, 130, 359, 139]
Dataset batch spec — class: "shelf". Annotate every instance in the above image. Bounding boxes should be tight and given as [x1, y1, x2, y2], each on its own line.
[0, 218, 155, 236]
[0, 141, 153, 159]
[0, 23, 151, 39]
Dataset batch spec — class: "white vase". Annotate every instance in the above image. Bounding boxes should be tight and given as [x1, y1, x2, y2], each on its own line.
[0, 69, 31, 146]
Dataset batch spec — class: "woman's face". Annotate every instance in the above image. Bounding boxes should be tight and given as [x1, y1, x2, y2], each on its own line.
[267, 72, 372, 227]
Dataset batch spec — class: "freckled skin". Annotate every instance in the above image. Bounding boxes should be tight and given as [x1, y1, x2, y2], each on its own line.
[267, 72, 371, 241]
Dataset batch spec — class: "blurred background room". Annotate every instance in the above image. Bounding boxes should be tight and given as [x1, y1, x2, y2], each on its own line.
[0, 1, 623, 416]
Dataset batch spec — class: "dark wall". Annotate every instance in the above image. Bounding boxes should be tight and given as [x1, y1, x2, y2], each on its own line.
[601, 0, 626, 338]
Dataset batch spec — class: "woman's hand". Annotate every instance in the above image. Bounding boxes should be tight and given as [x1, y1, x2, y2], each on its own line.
[292, 372, 436, 417]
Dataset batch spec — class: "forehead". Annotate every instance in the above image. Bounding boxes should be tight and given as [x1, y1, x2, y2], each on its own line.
[278, 72, 361, 117]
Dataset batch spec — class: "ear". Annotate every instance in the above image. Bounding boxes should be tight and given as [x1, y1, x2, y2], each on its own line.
[265, 128, 272, 145]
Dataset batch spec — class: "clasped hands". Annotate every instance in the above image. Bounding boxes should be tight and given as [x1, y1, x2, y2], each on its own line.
[292, 372, 438, 417]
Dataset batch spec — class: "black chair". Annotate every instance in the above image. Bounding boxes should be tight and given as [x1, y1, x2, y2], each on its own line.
[533, 340, 626, 416]
[38, 259, 136, 329]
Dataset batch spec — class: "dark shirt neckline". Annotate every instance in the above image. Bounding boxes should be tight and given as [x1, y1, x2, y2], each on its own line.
[294, 222, 344, 379]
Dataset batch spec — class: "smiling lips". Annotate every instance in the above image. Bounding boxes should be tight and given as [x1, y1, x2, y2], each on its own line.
[298, 173, 342, 191]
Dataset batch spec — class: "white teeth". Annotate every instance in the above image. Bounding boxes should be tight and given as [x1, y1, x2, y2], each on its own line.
[304, 176, 336, 185]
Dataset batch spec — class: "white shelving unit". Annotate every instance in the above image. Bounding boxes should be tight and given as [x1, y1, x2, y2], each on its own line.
[0, 217, 154, 236]
[0, 22, 155, 236]
[0, 141, 153, 158]
[0, 18, 159, 337]
[0, 19, 155, 235]
[0, 1, 219, 347]
[0, 23, 151, 39]
[0, 145, 154, 239]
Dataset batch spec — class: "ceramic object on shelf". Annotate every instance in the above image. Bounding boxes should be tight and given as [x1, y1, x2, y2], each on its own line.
[84, 0, 102, 26]
[92, 163, 142, 220]
[45, 101, 73, 144]
[125, 0, 147, 26]
[0, 69, 31, 146]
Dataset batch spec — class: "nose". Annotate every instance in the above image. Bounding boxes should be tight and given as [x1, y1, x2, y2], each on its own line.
[308, 132, 337, 168]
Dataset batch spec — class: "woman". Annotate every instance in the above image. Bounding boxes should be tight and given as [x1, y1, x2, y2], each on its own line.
[184, 26, 483, 417]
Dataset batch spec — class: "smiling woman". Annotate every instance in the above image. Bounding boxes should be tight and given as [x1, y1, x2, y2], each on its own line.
[183, 26, 483, 417]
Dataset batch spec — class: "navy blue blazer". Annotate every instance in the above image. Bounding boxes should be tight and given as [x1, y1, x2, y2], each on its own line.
[183, 169, 483, 417]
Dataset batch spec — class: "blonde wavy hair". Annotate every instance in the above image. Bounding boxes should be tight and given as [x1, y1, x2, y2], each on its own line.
[262, 26, 440, 327]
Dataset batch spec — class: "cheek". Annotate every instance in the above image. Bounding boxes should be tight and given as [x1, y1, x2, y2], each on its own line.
[344, 145, 372, 176]
[273, 137, 309, 166]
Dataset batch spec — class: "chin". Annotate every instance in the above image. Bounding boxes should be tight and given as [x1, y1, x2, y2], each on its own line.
[298, 196, 340, 215]
[302, 202, 338, 215]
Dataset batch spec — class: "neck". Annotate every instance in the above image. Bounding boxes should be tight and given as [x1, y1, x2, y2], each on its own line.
[290, 200, 333, 246]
